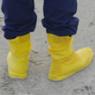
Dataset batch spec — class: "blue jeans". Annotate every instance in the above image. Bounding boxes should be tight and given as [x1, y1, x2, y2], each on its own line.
[2, 0, 79, 39]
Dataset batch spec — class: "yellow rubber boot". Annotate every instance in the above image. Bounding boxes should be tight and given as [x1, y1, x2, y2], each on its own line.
[7, 33, 32, 79]
[48, 34, 94, 81]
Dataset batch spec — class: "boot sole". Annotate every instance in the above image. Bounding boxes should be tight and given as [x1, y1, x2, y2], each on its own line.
[8, 71, 27, 79]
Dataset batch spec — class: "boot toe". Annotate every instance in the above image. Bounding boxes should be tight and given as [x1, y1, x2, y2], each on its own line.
[76, 47, 94, 66]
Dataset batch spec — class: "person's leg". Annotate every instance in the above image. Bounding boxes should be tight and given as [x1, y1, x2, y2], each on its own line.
[43, 0, 94, 81]
[42, 0, 78, 36]
[1, 0, 36, 78]
[2, 0, 37, 39]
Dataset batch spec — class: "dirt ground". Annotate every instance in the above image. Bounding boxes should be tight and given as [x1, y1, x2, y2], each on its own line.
[0, 0, 95, 95]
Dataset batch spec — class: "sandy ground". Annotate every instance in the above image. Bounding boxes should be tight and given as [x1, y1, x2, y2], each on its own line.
[0, 0, 95, 95]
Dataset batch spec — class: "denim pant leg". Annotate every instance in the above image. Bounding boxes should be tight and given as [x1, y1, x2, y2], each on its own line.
[42, 0, 79, 36]
[2, 0, 37, 39]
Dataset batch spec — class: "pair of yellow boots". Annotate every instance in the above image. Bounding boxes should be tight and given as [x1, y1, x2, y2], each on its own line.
[7, 33, 94, 81]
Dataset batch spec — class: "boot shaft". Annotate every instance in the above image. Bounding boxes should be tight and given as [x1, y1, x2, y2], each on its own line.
[8, 34, 32, 58]
[47, 33, 74, 59]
